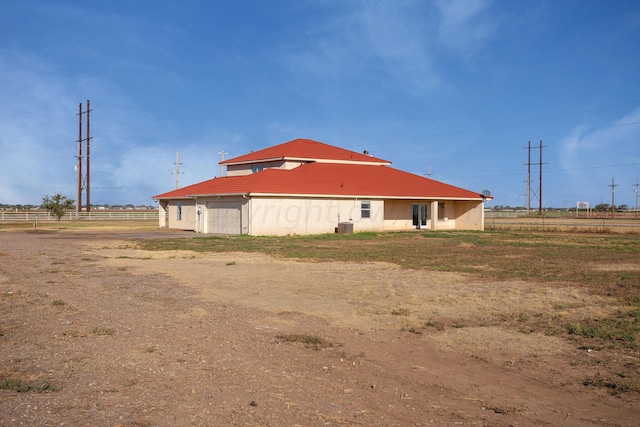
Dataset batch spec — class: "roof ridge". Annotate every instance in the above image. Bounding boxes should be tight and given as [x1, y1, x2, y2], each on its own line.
[220, 138, 390, 165]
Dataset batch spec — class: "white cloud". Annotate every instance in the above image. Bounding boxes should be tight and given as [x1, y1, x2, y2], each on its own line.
[435, 0, 495, 57]
[559, 108, 640, 204]
[283, 1, 442, 93]
[0, 49, 177, 205]
[0, 52, 78, 204]
[561, 108, 640, 158]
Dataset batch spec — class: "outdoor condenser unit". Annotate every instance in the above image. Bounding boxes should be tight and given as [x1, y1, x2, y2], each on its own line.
[338, 222, 353, 234]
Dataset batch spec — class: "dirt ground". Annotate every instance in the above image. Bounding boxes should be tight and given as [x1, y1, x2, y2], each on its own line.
[1, 229, 638, 426]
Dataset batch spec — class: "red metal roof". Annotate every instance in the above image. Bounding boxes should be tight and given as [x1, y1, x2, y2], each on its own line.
[220, 138, 390, 165]
[154, 163, 484, 200]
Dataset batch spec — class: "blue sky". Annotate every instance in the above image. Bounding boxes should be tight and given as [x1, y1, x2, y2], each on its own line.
[1, 0, 639, 208]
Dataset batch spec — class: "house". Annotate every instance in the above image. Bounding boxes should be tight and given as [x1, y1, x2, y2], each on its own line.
[153, 138, 490, 235]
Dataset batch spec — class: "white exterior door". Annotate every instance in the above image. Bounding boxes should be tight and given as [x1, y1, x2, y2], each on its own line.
[206, 201, 242, 234]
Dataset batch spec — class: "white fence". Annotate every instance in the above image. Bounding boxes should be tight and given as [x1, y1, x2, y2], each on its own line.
[485, 211, 529, 219]
[0, 211, 159, 222]
[487, 216, 640, 233]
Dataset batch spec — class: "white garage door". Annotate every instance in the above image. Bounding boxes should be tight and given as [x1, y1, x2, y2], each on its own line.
[206, 202, 242, 235]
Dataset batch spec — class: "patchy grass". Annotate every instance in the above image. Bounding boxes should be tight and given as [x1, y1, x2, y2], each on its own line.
[138, 230, 640, 350]
[138, 230, 640, 293]
[91, 327, 115, 336]
[51, 299, 66, 306]
[567, 304, 640, 349]
[583, 373, 640, 394]
[116, 255, 152, 260]
[0, 219, 158, 232]
[276, 334, 337, 350]
[0, 377, 59, 393]
[425, 321, 445, 331]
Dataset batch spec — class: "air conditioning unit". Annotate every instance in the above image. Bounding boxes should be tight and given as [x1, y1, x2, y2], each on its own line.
[338, 222, 353, 234]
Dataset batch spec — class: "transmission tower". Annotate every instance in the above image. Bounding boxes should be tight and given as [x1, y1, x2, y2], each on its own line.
[524, 140, 546, 215]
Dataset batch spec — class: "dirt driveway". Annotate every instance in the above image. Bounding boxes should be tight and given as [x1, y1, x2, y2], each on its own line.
[1, 229, 638, 426]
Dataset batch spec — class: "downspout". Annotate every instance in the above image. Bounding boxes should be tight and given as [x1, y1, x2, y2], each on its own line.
[353, 197, 357, 222]
[481, 196, 486, 231]
[193, 197, 200, 233]
[242, 194, 250, 235]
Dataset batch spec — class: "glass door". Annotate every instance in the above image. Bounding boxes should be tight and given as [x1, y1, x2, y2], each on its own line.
[412, 204, 428, 229]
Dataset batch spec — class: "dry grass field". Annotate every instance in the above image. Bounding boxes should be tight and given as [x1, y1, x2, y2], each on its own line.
[1, 221, 639, 425]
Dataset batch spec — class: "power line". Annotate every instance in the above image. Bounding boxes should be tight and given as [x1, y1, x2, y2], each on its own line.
[547, 162, 640, 173]
[343, 102, 640, 151]
[439, 161, 640, 181]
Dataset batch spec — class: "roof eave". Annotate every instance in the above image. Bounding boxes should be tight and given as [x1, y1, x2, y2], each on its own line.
[186, 192, 248, 198]
[221, 157, 391, 166]
[245, 193, 484, 200]
[221, 157, 284, 166]
[153, 195, 193, 201]
[156, 192, 484, 201]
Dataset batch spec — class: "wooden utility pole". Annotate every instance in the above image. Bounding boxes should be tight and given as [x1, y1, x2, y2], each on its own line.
[609, 177, 618, 217]
[76, 103, 83, 215]
[217, 150, 228, 177]
[539, 140, 543, 214]
[634, 177, 639, 218]
[174, 151, 182, 189]
[86, 100, 91, 212]
[527, 141, 531, 215]
[75, 100, 92, 213]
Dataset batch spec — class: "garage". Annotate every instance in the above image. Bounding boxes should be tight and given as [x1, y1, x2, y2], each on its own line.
[206, 201, 242, 235]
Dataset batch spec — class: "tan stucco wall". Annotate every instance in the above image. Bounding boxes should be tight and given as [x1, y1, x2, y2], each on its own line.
[382, 199, 485, 231]
[383, 200, 415, 230]
[248, 198, 384, 235]
[453, 200, 484, 230]
[158, 201, 168, 227]
[166, 199, 197, 230]
[160, 197, 485, 235]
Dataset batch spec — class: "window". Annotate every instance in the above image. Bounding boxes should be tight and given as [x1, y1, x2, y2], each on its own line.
[438, 202, 445, 221]
[251, 164, 264, 173]
[176, 202, 182, 221]
[361, 201, 371, 218]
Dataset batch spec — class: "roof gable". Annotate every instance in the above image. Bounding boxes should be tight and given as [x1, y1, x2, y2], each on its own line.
[220, 138, 390, 166]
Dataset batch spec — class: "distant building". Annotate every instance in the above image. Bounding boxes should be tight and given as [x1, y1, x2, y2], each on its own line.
[153, 139, 489, 235]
